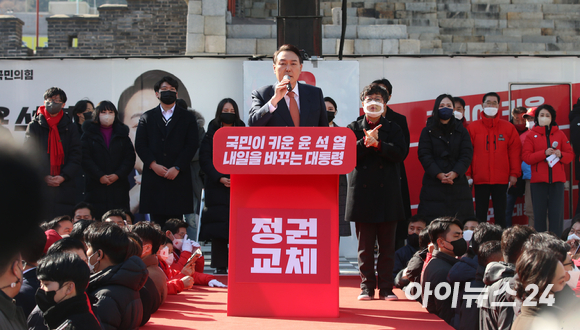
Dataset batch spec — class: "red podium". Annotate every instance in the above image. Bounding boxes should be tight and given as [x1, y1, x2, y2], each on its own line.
[213, 127, 356, 317]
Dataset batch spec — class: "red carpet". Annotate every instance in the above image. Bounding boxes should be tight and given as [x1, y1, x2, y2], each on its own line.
[142, 276, 452, 330]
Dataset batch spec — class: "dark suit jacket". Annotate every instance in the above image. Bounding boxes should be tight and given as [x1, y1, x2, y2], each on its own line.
[135, 104, 199, 214]
[249, 82, 328, 127]
[14, 268, 39, 318]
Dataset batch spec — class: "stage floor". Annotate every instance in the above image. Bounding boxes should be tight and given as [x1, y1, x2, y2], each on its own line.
[142, 276, 452, 330]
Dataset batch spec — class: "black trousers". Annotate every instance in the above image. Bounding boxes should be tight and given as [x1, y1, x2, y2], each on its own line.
[150, 214, 183, 229]
[355, 221, 397, 291]
[210, 237, 229, 269]
[474, 184, 508, 227]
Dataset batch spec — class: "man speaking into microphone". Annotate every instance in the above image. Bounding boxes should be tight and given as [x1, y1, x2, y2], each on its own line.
[249, 44, 328, 127]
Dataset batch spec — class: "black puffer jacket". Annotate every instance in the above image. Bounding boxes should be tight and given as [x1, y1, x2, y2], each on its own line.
[42, 293, 101, 330]
[417, 117, 474, 222]
[199, 118, 245, 241]
[87, 256, 148, 330]
[24, 110, 81, 219]
[81, 120, 135, 219]
[479, 261, 517, 330]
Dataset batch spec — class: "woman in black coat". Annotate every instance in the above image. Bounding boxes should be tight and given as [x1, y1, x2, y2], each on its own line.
[199, 98, 245, 274]
[417, 94, 474, 223]
[81, 101, 135, 219]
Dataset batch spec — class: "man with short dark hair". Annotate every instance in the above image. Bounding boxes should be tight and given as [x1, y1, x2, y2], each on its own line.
[32, 253, 101, 330]
[101, 209, 127, 227]
[422, 217, 465, 325]
[132, 222, 167, 308]
[46, 216, 74, 237]
[73, 202, 96, 222]
[135, 77, 199, 228]
[249, 44, 328, 127]
[479, 225, 535, 330]
[466, 92, 522, 227]
[163, 219, 204, 274]
[393, 215, 426, 279]
[25, 87, 82, 219]
[14, 227, 46, 317]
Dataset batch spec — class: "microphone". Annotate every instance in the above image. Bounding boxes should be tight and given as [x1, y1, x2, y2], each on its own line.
[283, 75, 292, 92]
[552, 141, 558, 148]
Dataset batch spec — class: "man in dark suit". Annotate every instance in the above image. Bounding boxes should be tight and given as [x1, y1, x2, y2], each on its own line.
[249, 44, 328, 127]
[135, 76, 199, 227]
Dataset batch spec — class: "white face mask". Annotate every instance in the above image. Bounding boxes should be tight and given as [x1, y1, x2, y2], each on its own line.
[454, 111, 463, 120]
[538, 116, 551, 127]
[483, 107, 498, 117]
[526, 120, 535, 130]
[88, 252, 99, 274]
[166, 254, 174, 266]
[99, 113, 115, 127]
[463, 230, 474, 243]
[363, 101, 384, 118]
[567, 265, 580, 289]
[173, 238, 183, 250]
[158, 246, 169, 262]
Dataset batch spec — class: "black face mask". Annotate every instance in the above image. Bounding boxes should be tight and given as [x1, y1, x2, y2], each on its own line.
[220, 113, 236, 125]
[83, 112, 93, 121]
[327, 111, 336, 123]
[159, 90, 177, 105]
[35, 288, 58, 312]
[446, 238, 468, 257]
[407, 233, 420, 249]
[46, 102, 63, 115]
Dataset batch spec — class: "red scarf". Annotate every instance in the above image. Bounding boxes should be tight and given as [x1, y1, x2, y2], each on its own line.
[39, 106, 64, 176]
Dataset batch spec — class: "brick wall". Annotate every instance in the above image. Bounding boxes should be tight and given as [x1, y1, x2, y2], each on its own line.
[0, 16, 33, 57]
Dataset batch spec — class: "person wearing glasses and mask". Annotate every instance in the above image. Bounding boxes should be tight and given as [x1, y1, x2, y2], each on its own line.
[466, 92, 522, 228]
[25, 87, 82, 219]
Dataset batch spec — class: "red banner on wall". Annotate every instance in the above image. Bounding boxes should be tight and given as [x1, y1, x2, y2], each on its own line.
[213, 127, 357, 175]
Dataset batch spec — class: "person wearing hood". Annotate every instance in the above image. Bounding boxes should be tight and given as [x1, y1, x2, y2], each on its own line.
[84, 222, 148, 330]
[466, 92, 522, 228]
[393, 215, 426, 280]
[199, 98, 245, 275]
[522, 104, 573, 235]
[81, 101, 135, 220]
[479, 225, 535, 330]
[25, 87, 82, 219]
[417, 94, 474, 223]
[421, 217, 466, 325]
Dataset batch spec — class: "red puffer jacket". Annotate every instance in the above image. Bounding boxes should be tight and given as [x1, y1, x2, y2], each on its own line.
[522, 125, 573, 183]
[466, 114, 522, 184]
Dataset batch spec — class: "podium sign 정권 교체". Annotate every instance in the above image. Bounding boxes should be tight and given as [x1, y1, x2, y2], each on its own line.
[212, 126, 356, 317]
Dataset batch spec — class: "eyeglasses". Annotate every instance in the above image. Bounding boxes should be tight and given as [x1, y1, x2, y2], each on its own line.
[364, 98, 383, 103]
[484, 101, 499, 106]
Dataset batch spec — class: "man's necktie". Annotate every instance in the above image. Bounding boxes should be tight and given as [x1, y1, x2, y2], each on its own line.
[287, 91, 300, 127]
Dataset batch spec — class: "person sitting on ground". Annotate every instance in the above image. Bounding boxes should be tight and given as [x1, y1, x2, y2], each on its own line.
[132, 222, 167, 306]
[156, 239, 194, 294]
[511, 249, 568, 330]
[84, 222, 147, 330]
[14, 227, 47, 318]
[68, 220, 92, 245]
[43, 216, 74, 237]
[421, 217, 466, 325]
[101, 209, 127, 227]
[457, 240, 503, 330]
[395, 227, 430, 298]
[163, 219, 204, 273]
[33, 253, 101, 330]
[393, 215, 427, 280]
[479, 225, 536, 330]
[72, 202, 96, 223]
[47, 238, 88, 263]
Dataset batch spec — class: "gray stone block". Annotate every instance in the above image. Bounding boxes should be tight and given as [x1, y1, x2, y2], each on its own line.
[420, 48, 443, 54]
[341, 39, 354, 55]
[409, 32, 440, 40]
[205, 16, 225, 35]
[439, 19, 474, 28]
[507, 19, 553, 29]
[375, 19, 399, 25]
[439, 35, 453, 43]
[522, 35, 556, 43]
[187, 14, 204, 34]
[512, 0, 551, 3]
[256, 38, 276, 54]
[472, 4, 500, 13]
[471, 12, 503, 20]
[322, 17, 333, 25]
[407, 26, 440, 34]
[251, 8, 269, 18]
[502, 28, 541, 36]
[442, 42, 467, 54]
[399, 39, 420, 54]
[420, 39, 441, 49]
[188, 0, 202, 15]
[226, 38, 256, 54]
[440, 27, 473, 36]
[474, 28, 502, 35]
[347, 8, 357, 17]
[322, 38, 337, 55]
[547, 43, 580, 51]
[205, 35, 226, 53]
[558, 36, 580, 43]
[202, 0, 227, 16]
[227, 24, 272, 38]
[471, 0, 509, 3]
[506, 42, 545, 53]
[555, 20, 580, 30]
[331, 7, 341, 25]
[323, 25, 357, 39]
[185, 33, 204, 54]
[382, 39, 398, 54]
[474, 19, 499, 28]
[354, 39, 382, 55]
[499, 4, 541, 13]
[358, 17, 377, 25]
[467, 42, 507, 53]
[357, 25, 407, 39]
[544, 13, 580, 21]
[437, 3, 470, 12]
[398, 18, 438, 26]
[405, 3, 436, 12]
[506, 12, 543, 20]
[485, 35, 521, 43]
[542, 4, 580, 14]
[253, 2, 265, 9]
[453, 35, 485, 42]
